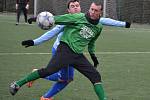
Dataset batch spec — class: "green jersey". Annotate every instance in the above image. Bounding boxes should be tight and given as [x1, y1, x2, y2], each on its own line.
[54, 13, 103, 54]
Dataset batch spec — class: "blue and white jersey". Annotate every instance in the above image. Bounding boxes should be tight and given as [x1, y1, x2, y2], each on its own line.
[52, 32, 63, 50]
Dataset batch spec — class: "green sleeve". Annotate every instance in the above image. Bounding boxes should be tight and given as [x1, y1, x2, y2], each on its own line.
[88, 41, 96, 54]
[54, 13, 84, 25]
[88, 31, 101, 54]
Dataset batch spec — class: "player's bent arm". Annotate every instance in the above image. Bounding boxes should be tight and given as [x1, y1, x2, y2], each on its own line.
[88, 38, 99, 68]
[33, 25, 64, 45]
[22, 25, 64, 48]
[88, 28, 102, 68]
[99, 17, 131, 28]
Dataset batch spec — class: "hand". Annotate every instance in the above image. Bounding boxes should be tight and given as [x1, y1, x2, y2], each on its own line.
[16, 4, 18, 10]
[90, 53, 99, 68]
[25, 4, 29, 10]
[22, 40, 34, 48]
[125, 22, 131, 28]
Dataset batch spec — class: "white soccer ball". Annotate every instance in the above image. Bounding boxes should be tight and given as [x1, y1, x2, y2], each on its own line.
[37, 11, 55, 30]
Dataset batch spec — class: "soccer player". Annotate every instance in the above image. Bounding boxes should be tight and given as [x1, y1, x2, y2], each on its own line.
[9, 1, 129, 100]
[26, 0, 131, 99]
[16, 0, 29, 25]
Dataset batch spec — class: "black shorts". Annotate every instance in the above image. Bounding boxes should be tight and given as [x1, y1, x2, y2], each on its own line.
[38, 42, 101, 84]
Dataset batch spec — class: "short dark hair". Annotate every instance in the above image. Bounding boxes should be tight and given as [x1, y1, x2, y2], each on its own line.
[67, 0, 80, 9]
[92, 1, 103, 10]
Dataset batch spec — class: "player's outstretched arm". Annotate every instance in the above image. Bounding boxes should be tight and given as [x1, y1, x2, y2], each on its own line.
[100, 17, 131, 28]
[21, 25, 64, 48]
[88, 32, 101, 68]
[33, 25, 64, 45]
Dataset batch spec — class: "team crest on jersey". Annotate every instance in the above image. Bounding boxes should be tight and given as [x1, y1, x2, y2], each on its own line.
[79, 26, 94, 39]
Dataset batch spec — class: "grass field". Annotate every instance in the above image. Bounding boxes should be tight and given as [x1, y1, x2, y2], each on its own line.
[0, 14, 150, 100]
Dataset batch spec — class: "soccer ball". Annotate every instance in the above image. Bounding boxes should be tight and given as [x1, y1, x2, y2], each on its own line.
[37, 11, 55, 30]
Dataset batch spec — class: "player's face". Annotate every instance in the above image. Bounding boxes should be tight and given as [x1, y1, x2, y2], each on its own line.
[68, 1, 81, 14]
[89, 3, 102, 20]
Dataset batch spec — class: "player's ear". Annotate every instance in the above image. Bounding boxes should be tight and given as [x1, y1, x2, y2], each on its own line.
[67, 9, 70, 13]
[100, 10, 103, 16]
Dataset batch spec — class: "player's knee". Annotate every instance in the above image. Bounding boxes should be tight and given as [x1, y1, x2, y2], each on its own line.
[92, 79, 102, 85]
[90, 72, 102, 84]
[38, 68, 53, 78]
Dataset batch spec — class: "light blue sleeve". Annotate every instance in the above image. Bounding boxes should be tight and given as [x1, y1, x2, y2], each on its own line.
[99, 17, 126, 27]
[52, 32, 64, 50]
[33, 25, 64, 45]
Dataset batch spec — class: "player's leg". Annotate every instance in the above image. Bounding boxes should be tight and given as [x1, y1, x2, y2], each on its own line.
[26, 69, 62, 88]
[44, 66, 74, 82]
[42, 81, 69, 99]
[37, 45, 74, 98]
[27, 51, 74, 98]
[23, 7, 28, 23]
[43, 47, 64, 81]
[9, 58, 63, 95]
[73, 55, 107, 100]
[16, 8, 21, 25]
[59, 66, 74, 82]
[25, 68, 63, 87]
[26, 47, 57, 87]
[26, 47, 58, 87]
[42, 66, 74, 98]
[44, 71, 61, 81]
[9, 43, 72, 95]
[9, 54, 63, 95]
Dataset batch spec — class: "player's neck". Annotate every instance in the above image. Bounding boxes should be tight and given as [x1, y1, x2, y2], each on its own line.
[85, 12, 99, 25]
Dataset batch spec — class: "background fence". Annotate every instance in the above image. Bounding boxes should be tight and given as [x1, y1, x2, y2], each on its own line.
[0, 0, 34, 13]
[0, 0, 150, 24]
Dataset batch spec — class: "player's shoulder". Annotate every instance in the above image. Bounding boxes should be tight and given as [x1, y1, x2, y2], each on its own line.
[79, 13, 85, 17]
[71, 13, 85, 17]
[96, 22, 103, 31]
[63, 12, 84, 16]
[73, 12, 84, 15]
[96, 18, 103, 28]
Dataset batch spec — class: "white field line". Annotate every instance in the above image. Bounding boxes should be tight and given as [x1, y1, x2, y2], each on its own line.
[1, 52, 150, 56]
